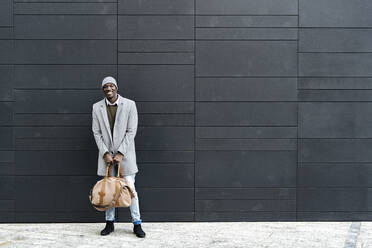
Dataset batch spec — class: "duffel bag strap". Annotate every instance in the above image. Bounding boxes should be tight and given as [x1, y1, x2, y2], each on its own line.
[98, 163, 111, 205]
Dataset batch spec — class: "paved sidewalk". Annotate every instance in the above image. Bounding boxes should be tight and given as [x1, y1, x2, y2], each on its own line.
[0, 222, 371, 248]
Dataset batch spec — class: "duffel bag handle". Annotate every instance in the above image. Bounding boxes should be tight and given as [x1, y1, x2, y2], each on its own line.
[117, 163, 122, 178]
[105, 163, 110, 177]
[105, 162, 123, 178]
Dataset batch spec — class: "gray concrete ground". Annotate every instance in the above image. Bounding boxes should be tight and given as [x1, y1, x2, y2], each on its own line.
[0, 222, 371, 248]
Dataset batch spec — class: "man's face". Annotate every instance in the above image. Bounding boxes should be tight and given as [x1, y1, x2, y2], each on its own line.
[103, 83, 117, 100]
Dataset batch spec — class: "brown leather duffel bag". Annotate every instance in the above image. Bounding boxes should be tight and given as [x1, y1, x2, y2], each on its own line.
[89, 163, 135, 211]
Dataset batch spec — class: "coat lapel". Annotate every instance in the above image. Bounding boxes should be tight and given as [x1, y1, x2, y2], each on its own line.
[115, 95, 124, 124]
[113, 95, 125, 146]
[99, 100, 113, 143]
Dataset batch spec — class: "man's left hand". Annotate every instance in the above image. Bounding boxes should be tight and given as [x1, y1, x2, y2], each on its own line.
[113, 152, 124, 164]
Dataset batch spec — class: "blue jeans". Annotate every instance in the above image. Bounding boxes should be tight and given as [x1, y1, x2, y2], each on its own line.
[105, 173, 142, 225]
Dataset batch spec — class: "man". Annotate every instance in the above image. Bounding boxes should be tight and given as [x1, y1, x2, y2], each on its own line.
[91, 76, 146, 238]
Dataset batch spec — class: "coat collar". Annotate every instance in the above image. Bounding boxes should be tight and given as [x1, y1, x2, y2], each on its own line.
[105, 95, 120, 106]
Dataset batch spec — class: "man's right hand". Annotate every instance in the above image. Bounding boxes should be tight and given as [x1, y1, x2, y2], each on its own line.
[103, 152, 114, 165]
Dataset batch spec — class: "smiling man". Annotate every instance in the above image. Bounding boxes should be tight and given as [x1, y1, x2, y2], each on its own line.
[91, 76, 145, 238]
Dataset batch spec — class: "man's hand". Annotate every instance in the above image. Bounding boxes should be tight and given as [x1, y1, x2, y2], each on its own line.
[113, 152, 124, 164]
[103, 152, 114, 165]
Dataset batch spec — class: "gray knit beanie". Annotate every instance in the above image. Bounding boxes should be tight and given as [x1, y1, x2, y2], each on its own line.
[101, 76, 118, 89]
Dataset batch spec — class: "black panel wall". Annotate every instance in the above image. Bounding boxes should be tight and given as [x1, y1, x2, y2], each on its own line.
[195, 0, 297, 221]
[298, 0, 372, 221]
[0, 0, 370, 222]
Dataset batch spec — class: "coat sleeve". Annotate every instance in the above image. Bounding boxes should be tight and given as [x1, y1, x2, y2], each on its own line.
[117, 101, 138, 156]
[92, 106, 109, 158]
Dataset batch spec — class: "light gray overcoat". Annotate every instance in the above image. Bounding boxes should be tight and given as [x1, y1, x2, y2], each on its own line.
[92, 94, 138, 177]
